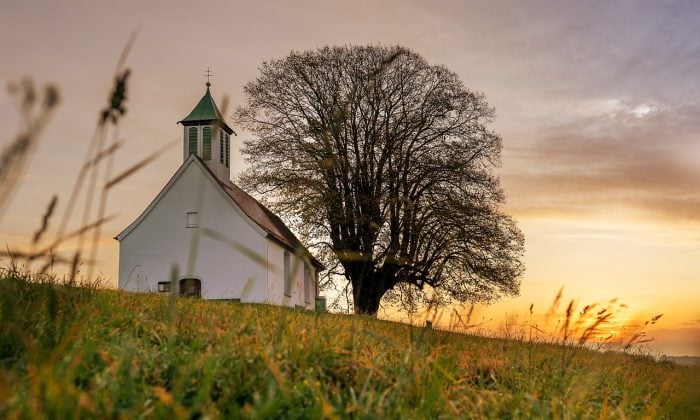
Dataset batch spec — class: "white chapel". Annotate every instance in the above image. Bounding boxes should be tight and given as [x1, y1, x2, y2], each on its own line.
[116, 82, 323, 309]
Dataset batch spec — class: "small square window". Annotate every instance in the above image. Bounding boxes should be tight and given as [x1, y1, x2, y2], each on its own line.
[157, 281, 171, 293]
[186, 212, 199, 228]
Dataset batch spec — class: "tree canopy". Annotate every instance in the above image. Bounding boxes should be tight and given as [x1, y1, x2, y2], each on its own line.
[236, 45, 524, 315]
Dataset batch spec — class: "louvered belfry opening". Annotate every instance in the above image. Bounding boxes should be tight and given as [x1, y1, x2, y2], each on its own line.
[188, 127, 198, 155]
[202, 127, 212, 160]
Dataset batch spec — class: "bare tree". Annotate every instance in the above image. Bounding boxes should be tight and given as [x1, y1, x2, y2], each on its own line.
[236, 45, 524, 315]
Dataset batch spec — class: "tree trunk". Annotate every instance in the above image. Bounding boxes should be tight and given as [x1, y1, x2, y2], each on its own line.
[353, 288, 382, 315]
[352, 273, 391, 316]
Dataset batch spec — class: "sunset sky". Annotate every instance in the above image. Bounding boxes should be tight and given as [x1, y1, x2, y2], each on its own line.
[1, 0, 698, 356]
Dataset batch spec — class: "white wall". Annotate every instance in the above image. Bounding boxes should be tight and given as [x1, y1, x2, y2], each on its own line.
[118, 159, 269, 302]
[265, 240, 316, 309]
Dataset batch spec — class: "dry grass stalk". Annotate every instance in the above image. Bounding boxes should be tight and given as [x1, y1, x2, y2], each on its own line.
[1, 32, 175, 284]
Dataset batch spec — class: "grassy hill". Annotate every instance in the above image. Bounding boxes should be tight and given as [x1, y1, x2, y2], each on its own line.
[1, 270, 698, 418]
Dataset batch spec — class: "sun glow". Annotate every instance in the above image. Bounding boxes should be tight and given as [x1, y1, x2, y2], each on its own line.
[2, 0, 699, 357]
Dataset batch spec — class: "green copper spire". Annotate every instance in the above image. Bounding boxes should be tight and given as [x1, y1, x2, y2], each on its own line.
[178, 83, 235, 135]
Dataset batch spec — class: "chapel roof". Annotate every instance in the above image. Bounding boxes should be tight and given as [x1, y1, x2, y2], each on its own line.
[115, 155, 324, 270]
[178, 84, 235, 135]
[196, 156, 325, 269]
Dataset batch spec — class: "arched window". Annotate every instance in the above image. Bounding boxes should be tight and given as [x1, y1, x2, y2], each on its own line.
[304, 264, 312, 304]
[283, 251, 291, 297]
[202, 127, 212, 160]
[219, 130, 225, 164]
[188, 127, 198, 156]
[179, 278, 201, 297]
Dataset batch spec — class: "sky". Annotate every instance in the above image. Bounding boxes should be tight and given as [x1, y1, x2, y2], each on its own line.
[1, 0, 698, 356]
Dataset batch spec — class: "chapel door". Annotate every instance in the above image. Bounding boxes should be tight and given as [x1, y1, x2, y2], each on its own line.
[179, 278, 201, 297]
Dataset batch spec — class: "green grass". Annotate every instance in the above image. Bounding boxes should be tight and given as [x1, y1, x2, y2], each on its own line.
[1, 270, 698, 419]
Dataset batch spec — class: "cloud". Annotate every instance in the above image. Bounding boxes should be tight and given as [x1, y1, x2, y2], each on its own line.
[503, 98, 700, 224]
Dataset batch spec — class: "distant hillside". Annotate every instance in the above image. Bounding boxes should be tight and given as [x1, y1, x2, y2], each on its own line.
[664, 355, 700, 366]
[1, 270, 698, 418]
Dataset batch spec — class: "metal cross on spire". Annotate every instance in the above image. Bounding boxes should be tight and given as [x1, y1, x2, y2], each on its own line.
[204, 67, 213, 87]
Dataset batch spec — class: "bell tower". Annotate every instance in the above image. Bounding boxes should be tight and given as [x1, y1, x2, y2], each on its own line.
[178, 77, 235, 182]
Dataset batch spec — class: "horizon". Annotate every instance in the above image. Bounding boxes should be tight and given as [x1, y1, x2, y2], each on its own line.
[1, 0, 698, 357]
